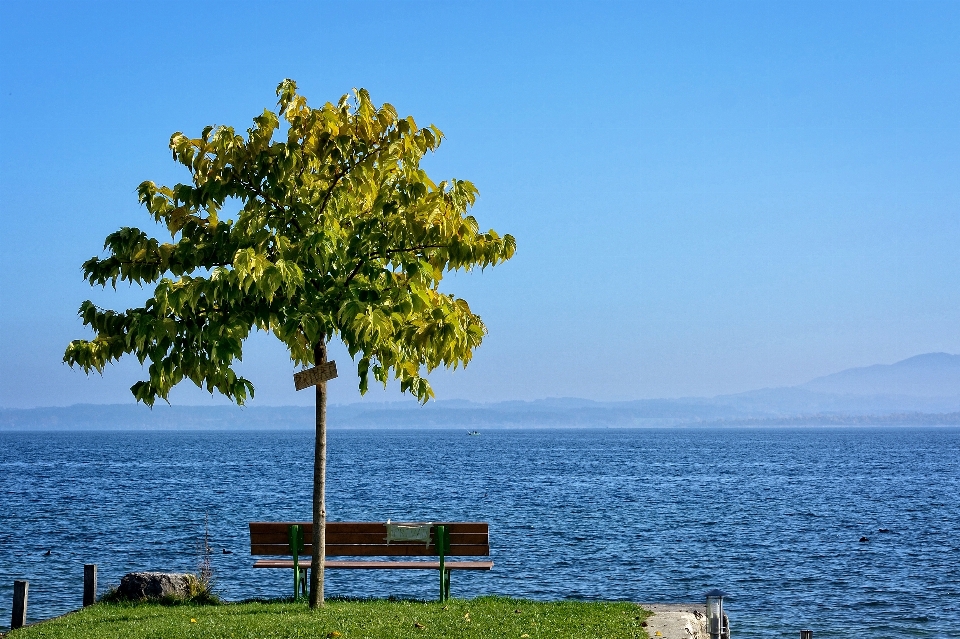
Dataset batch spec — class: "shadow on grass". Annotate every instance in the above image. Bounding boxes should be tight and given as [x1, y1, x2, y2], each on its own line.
[99, 587, 222, 607]
[232, 594, 437, 605]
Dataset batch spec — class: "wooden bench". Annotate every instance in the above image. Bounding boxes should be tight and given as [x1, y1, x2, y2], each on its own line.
[249, 521, 493, 601]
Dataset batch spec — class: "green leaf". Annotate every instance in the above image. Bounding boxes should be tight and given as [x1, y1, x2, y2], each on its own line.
[64, 79, 515, 407]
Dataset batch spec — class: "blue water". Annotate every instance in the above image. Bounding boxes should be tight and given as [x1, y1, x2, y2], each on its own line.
[1, 427, 959, 637]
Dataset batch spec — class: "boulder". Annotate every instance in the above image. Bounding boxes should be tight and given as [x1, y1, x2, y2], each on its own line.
[639, 603, 710, 639]
[118, 572, 198, 600]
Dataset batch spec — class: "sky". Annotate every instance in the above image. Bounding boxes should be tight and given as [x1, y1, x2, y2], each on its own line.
[0, 1, 957, 408]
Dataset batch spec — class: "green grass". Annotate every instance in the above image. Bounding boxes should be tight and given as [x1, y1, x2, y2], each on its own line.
[8, 597, 651, 639]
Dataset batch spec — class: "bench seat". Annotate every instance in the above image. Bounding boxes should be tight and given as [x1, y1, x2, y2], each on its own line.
[253, 559, 494, 570]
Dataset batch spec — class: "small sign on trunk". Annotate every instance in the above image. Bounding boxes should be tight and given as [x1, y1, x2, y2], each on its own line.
[294, 361, 338, 391]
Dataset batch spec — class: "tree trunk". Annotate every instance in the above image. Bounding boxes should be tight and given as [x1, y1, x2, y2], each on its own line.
[309, 337, 327, 608]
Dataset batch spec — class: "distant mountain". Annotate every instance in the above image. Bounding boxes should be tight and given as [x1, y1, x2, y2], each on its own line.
[703, 353, 960, 416]
[2, 353, 958, 430]
[709, 386, 956, 416]
[799, 353, 960, 397]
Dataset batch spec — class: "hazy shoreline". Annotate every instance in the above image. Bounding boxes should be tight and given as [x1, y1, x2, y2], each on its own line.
[5, 353, 957, 430]
[2, 402, 958, 431]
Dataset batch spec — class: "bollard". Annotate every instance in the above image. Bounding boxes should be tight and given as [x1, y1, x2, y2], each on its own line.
[84, 564, 98, 606]
[12, 580, 28, 629]
[800, 631, 813, 639]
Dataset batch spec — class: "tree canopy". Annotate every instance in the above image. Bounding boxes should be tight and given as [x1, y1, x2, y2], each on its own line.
[64, 79, 516, 404]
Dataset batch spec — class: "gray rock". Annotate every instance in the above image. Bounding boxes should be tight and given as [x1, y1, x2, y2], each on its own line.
[638, 603, 710, 639]
[118, 572, 198, 600]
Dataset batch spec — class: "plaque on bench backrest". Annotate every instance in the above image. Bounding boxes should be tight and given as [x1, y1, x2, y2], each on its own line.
[386, 523, 433, 547]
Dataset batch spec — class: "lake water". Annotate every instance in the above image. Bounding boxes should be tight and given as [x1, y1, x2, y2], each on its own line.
[1, 427, 958, 637]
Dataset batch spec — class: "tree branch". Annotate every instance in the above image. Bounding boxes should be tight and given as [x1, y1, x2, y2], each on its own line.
[315, 129, 392, 221]
[342, 259, 368, 289]
[378, 244, 447, 257]
[339, 244, 449, 290]
[237, 176, 304, 235]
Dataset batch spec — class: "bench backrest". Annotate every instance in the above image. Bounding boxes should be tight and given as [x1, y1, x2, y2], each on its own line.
[249, 522, 489, 557]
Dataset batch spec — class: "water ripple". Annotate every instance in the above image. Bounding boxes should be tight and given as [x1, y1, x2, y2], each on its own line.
[1, 427, 958, 638]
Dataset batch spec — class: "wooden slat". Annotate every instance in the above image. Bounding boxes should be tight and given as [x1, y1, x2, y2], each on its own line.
[254, 559, 493, 570]
[250, 531, 385, 544]
[330, 560, 494, 570]
[249, 546, 489, 556]
[250, 545, 312, 556]
[250, 522, 489, 534]
[250, 521, 490, 557]
[326, 544, 437, 556]
[254, 529, 490, 542]
[250, 543, 490, 557]
[329, 544, 490, 556]
[251, 531, 490, 546]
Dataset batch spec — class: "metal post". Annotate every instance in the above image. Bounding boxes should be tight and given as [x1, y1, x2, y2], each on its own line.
[442, 527, 451, 600]
[289, 525, 302, 601]
[800, 631, 812, 639]
[83, 564, 98, 606]
[436, 525, 447, 602]
[12, 580, 28, 630]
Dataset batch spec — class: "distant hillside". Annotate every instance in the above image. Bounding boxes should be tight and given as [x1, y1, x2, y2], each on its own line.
[0, 399, 737, 431]
[2, 398, 959, 430]
[699, 411, 960, 427]
[2, 353, 958, 430]
[800, 353, 960, 397]
[711, 385, 960, 416]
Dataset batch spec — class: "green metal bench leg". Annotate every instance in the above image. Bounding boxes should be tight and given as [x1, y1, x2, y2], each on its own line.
[438, 555, 446, 601]
[289, 525, 305, 601]
[436, 525, 451, 602]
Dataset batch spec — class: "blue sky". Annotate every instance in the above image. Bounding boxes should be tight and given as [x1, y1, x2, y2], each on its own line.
[1, 1, 957, 408]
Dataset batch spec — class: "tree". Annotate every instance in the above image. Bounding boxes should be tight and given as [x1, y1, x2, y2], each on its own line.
[64, 79, 515, 607]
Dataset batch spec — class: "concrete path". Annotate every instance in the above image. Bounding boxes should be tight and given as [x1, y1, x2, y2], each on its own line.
[638, 603, 708, 639]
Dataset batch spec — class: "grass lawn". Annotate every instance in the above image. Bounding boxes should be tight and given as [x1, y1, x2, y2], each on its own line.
[7, 597, 652, 639]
